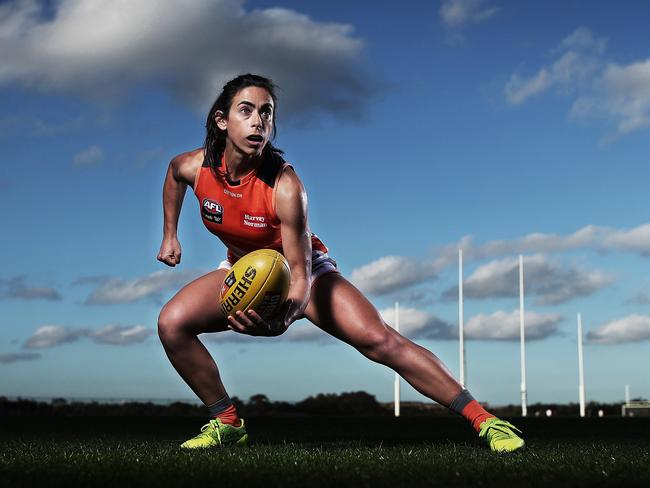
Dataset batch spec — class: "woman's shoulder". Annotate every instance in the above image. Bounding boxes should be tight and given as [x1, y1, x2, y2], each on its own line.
[273, 159, 307, 222]
[275, 158, 304, 201]
[171, 148, 204, 187]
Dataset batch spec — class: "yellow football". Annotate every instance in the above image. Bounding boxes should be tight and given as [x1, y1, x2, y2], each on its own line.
[219, 249, 291, 321]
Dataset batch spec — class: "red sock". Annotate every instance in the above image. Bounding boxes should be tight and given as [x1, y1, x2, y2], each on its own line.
[461, 400, 495, 432]
[213, 404, 241, 427]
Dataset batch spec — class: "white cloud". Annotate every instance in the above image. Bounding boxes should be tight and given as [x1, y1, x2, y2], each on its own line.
[465, 309, 562, 341]
[443, 254, 613, 305]
[72, 275, 111, 286]
[434, 224, 650, 269]
[505, 27, 605, 104]
[283, 322, 332, 342]
[439, 0, 498, 34]
[202, 318, 333, 343]
[83, 269, 204, 305]
[504, 69, 551, 105]
[0, 275, 62, 300]
[505, 27, 650, 138]
[88, 324, 152, 345]
[349, 223, 650, 298]
[72, 145, 103, 167]
[23, 323, 154, 348]
[379, 306, 455, 340]
[572, 59, 650, 137]
[0, 352, 42, 364]
[350, 256, 438, 296]
[587, 314, 650, 344]
[433, 225, 605, 271]
[481, 225, 603, 254]
[601, 223, 650, 255]
[0, 0, 372, 119]
[558, 27, 607, 53]
[24, 325, 83, 348]
[204, 308, 454, 343]
[388, 287, 438, 307]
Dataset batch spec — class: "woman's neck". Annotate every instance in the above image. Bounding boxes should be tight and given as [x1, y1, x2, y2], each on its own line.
[223, 143, 261, 181]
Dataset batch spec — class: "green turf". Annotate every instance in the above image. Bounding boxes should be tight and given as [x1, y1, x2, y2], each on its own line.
[2, 417, 649, 486]
[2, 439, 649, 487]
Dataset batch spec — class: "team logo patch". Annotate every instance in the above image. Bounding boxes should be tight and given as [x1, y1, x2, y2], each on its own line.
[224, 271, 236, 288]
[241, 212, 268, 230]
[220, 270, 236, 298]
[220, 266, 257, 315]
[202, 199, 223, 224]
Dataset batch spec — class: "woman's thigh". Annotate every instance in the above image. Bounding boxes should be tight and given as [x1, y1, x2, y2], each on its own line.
[160, 268, 230, 335]
[303, 272, 392, 346]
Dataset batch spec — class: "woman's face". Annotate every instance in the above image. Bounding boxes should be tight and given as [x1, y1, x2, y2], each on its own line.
[217, 86, 275, 158]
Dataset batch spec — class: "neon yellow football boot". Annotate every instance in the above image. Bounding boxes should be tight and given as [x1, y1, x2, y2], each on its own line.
[478, 417, 525, 452]
[180, 418, 249, 449]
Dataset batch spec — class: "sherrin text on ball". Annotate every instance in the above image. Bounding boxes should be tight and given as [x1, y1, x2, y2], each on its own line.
[219, 249, 291, 321]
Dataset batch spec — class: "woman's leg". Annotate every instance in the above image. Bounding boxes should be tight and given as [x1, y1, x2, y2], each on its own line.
[303, 272, 463, 406]
[157, 268, 231, 406]
[303, 272, 525, 452]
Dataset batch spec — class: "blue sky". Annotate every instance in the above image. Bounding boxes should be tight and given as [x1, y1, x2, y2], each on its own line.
[1, 0, 649, 407]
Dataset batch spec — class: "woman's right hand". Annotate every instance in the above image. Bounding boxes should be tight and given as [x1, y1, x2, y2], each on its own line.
[157, 236, 182, 267]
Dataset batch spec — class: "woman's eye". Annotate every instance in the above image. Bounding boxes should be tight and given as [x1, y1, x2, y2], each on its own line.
[240, 107, 251, 114]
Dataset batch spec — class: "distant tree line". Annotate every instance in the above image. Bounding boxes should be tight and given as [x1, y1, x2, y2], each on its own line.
[0, 393, 632, 417]
[0, 391, 386, 417]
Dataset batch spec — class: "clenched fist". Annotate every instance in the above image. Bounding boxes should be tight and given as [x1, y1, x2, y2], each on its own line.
[157, 236, 182, 267]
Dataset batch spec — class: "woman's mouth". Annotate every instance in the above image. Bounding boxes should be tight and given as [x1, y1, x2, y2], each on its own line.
[246, 135, 264, 146]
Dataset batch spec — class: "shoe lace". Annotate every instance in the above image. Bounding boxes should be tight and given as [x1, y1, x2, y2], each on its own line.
[195, 419, 222, 443]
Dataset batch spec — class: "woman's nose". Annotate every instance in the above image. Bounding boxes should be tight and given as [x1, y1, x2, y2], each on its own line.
[251, 111, 263, 129]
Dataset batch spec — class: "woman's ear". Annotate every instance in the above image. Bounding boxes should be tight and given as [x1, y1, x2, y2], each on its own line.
[215, 110, 227, 131]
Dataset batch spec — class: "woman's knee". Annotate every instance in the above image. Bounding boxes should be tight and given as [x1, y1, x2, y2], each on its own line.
[356, 326, 405, 365]
[158, 302, 190, 346]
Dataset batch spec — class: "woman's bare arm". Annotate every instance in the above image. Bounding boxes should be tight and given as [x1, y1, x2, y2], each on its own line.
[275, 167, 312, 325]
[157, 150, 202, 267]
[227, 167, 311, 335]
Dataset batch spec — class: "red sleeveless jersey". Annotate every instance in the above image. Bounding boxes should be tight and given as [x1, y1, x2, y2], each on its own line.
[193, 152, 328, 263]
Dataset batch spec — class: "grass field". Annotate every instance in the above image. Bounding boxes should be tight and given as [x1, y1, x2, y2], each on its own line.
[2, 416, 649, 487]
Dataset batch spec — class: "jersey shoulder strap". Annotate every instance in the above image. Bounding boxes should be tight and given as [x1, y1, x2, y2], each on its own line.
[256, 151, 285, 188]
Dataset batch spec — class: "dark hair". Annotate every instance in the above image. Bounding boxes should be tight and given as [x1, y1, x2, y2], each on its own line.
[203, 74, 283, 170]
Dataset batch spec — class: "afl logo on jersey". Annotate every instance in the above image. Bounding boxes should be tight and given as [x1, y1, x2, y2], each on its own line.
[202, 199, 223, 224]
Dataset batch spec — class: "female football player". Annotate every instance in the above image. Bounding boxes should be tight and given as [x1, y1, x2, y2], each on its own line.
[157, 74, 524, 452]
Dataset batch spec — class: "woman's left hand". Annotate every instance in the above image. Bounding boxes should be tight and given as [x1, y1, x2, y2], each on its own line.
[227, 299, 302, 337]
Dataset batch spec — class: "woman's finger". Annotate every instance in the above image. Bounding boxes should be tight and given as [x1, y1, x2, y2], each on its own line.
[229, 312, 267, 336]
[228, 315, 248, 333]
[236, 310, 257, 328]
[246, 310, 267, 327]
[248, 310, 285, 335]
